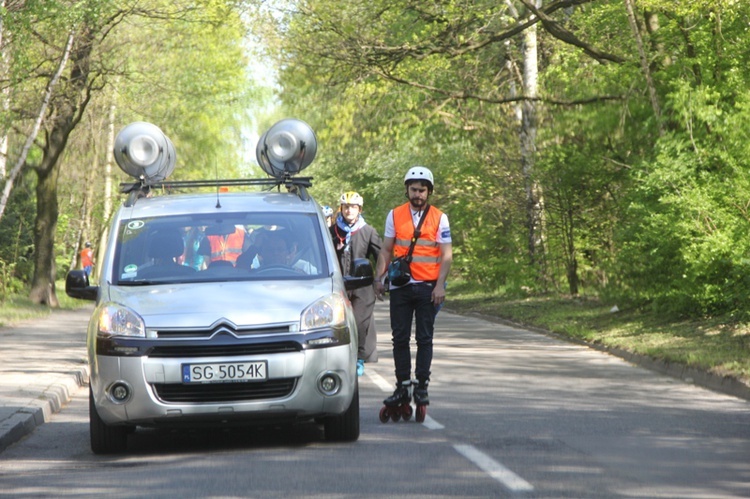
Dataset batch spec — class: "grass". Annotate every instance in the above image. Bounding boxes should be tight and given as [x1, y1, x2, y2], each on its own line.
[0, 281, 87, 328]
[445, 280, 750, 385]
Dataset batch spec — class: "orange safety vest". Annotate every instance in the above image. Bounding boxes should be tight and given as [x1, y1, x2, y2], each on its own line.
[208, 227, 245, 263]
[392, 203, 443, 282]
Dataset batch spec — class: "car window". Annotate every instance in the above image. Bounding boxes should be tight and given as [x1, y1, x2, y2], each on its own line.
[113, 212, 328, 285]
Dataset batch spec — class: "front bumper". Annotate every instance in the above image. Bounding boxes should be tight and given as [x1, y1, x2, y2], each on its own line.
[90, 342, 356, 427]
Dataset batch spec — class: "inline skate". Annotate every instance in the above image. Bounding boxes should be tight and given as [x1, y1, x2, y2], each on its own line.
[379, 381, 413, 422]
[412, 379, 429, 423]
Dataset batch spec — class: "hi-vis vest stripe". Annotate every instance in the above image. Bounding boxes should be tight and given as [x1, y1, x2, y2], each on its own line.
[392, 203, 443, 282]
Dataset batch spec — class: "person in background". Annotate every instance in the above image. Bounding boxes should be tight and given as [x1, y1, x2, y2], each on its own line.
[331, 191, 382, 376]
[322, 205, 334, 227]
[374, 166, 452, 410]
[81, 242, 94, 277]
[183, 227, 206, 270]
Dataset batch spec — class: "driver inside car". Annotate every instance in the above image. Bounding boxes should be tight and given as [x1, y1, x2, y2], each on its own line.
[258, 231, 292, 266]
[237, 230, 317, 274]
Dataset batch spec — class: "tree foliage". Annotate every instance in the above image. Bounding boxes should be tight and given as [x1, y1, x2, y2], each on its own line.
[3, 0, 750, 320]
[253, 0, 750, 319]
[0, 0, 258, 304]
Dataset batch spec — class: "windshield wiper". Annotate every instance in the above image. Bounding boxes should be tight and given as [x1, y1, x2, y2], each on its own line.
[119, 280, 162, 286]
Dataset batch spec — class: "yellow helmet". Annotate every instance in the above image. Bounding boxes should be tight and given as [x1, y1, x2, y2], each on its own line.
[339, 191, 363, 206]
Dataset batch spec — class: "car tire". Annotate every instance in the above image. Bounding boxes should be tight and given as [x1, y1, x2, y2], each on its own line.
[89, 387, 129, 454]
[323, 378, 360, 442]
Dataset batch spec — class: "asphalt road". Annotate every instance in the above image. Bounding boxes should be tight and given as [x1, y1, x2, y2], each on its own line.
[0, 302, 748, 498]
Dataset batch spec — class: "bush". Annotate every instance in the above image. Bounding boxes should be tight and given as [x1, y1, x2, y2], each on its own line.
[0, 259, 25, 302]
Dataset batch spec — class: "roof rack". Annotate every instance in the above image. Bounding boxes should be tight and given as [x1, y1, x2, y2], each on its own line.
[113, 118, 318, 207]
[120, 176, 313, 207]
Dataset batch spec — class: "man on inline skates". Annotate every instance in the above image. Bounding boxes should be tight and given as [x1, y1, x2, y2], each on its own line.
[375, 166, 452, 422]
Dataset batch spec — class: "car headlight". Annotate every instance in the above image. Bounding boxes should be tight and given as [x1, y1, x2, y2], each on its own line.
[96, 302, 146, 338]
[301, 293, 347, 331]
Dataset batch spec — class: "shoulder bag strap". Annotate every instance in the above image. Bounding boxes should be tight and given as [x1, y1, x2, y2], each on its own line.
[405, 205, 430, 263]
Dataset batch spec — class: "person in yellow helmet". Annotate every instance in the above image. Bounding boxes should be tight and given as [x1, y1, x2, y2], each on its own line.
[331, 191, 382, 376]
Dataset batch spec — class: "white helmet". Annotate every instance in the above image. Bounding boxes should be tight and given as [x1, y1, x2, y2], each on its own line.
[339, 191, 364, 206]
[404, 166, 434, 191]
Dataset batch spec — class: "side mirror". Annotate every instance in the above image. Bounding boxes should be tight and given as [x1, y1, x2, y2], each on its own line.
[343, 258, 374, 291]
[65, 270, 99, 301]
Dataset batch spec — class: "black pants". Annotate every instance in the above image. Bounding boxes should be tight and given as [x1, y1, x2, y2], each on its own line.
[389, 282, 437, 383]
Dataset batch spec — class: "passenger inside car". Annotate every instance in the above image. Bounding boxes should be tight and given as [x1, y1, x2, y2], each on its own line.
[204, 224, 247, 265]
[137, 229, 196, 278]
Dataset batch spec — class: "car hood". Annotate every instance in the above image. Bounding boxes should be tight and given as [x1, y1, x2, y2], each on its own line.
[107, 279, 334, 329]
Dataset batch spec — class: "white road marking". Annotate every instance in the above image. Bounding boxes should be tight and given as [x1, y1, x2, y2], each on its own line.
[366, 370, 394, 392]
[453, 444, 535, 493]
[368, 370, 532, 491]
[422, 415, 444, 430]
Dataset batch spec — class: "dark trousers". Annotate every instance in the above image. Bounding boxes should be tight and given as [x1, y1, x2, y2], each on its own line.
[389, 282, 437, 383]
[349, 287, 378, 362]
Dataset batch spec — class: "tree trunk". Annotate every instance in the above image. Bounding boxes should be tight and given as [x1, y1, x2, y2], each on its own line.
[624, 0, 663, 136]
[29, 165, 59, 306]
[81, 132, 98, 251]
[520, 4, 543, 266]
[94, 102, 116, 281]
[0, 32, 74, 222]
[0, 0, 8, 179]
[29, 29, 93, 305]
[564, 206, 579, 295]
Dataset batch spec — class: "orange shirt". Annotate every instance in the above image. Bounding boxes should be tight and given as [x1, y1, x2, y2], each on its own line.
[81, 248, 94, 267]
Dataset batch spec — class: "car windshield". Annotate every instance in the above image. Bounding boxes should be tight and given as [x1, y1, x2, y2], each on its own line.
[112, 211, 328, 285]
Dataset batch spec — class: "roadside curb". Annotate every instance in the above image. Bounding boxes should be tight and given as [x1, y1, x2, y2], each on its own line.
[459, 310, 750, 403]
[0, 365, 89, 453]
[596, 344, 750, 402]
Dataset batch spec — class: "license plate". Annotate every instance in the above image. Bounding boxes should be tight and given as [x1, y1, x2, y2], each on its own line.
[182, 361, 267, 384]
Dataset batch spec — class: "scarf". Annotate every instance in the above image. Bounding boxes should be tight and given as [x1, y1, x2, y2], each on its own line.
[334, 213, 366, 248]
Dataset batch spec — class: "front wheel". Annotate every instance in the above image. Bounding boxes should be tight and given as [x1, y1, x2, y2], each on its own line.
[379, 406, 389, 423]
[89, 388, 130, 454]
[324, 380, 360, 442]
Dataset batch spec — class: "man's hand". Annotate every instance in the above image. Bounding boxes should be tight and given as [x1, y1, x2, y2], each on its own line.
[375, 280, 386, 300]
[432, 282, 446, 305]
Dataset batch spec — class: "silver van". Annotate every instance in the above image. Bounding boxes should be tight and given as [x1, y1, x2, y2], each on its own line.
[66, 120, 372, 453]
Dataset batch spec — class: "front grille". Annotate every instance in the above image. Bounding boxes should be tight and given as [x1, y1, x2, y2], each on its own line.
[152, 378, 296, 403]
[155, 325, 291, 339]
[148, 342, 300, 358]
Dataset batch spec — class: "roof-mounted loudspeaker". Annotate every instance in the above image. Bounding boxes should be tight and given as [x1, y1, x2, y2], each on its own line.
[114, 122, 176, 184]
[256, 119, 317, 178]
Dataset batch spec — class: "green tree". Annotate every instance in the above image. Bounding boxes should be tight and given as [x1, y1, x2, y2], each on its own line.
[0, 0, 257, 305]
[253, 0, 626, 294]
